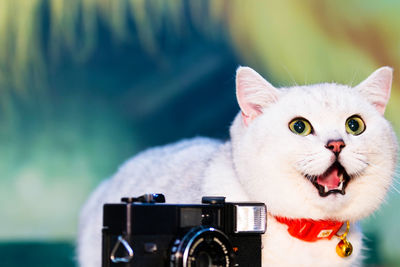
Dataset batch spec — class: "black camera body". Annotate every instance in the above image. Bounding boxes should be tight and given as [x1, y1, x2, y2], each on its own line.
[102, 194, 266, 267]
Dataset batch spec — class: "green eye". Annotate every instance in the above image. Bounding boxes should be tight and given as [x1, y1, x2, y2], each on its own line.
[289, 118, 312, 136]
[346, 115, 365, 135]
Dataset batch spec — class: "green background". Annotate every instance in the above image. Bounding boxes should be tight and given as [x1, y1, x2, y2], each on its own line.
[0, 0, 399, 266]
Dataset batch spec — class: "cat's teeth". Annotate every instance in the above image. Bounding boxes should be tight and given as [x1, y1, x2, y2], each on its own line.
[338, 181, 343, 191]
[324, 185, 329, 193]
[339, 174, 343, 182]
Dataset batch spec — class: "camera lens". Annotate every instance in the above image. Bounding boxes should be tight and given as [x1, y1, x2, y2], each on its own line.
[170, 227, 234, 267]
[196, 251, 211, 267]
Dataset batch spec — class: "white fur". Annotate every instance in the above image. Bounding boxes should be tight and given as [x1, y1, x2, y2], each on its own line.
[77, 67, 397, 267]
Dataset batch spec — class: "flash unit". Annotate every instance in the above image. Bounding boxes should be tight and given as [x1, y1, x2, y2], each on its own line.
[234, 204, 267, 233]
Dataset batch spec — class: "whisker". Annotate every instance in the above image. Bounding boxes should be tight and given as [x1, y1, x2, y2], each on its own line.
[389, 184, 400, 194]
[349, 69, 357, 87]
[281, 65, 298, 87]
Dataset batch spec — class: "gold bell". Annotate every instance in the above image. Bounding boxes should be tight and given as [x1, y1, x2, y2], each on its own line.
[336, 239, 353, 257]
[335, 221, 353, 258]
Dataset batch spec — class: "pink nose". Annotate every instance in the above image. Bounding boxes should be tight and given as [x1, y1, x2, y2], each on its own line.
[326, 140, 345, 154]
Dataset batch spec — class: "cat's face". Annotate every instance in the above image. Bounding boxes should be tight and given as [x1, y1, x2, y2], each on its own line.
[231, 67, 397, 221]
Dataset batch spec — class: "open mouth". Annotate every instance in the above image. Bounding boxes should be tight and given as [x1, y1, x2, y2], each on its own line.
[306, 162, 351, 197]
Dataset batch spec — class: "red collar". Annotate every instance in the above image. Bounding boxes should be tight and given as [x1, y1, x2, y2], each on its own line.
[274, 216, 344, 242]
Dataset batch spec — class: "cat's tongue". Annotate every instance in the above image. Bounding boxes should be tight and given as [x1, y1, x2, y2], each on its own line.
[317, 166, 340, 190]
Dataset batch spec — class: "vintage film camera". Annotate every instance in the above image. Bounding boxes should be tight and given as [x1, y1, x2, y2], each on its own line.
[102, 194, 266, 267]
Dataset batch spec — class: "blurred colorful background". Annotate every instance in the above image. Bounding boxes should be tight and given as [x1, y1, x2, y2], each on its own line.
[0, 0, 399, 266]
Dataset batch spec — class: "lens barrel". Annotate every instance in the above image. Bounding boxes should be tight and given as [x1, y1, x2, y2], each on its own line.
[170, 227, 234, 267]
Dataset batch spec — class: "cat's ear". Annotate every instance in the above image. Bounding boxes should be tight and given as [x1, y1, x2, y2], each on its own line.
[354, 66, 393, 114]
[236, 66, 279, 125]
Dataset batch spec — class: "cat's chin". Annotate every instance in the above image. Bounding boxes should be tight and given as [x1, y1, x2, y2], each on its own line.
[306, 162, 351, 198]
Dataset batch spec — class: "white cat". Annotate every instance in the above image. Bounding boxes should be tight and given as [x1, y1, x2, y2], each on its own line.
[77, 66, 398, 267]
